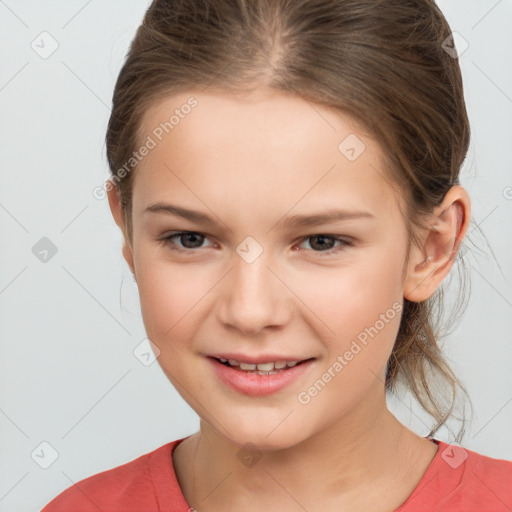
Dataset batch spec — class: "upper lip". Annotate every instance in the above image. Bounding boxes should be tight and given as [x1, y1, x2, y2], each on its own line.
[208, 353, 314, 364]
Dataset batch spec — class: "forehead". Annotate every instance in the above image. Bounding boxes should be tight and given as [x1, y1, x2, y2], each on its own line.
[139, 88, 371, 154]
[133, 89, 402, 224]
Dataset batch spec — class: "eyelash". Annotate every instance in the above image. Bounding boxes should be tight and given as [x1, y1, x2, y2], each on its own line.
[158, 231, 353, 257]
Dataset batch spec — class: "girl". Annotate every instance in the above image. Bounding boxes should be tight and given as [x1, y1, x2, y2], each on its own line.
[42, 0, 512, 510]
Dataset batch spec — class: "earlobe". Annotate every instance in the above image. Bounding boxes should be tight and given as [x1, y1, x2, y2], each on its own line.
[106, 180, 124, 230]
[403, 185, 471, 302]
[106, 180, 136, 279]
[403, 250, 438, 302]
[122, 242, 136, 281]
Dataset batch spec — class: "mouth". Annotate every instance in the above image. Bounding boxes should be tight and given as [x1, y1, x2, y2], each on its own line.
[207, 355, 316, 396]
[209, 356, 315, 375]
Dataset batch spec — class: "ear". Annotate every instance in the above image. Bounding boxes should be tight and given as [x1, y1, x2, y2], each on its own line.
[403, 185, 471, 302]
[106, 180, 136, 280]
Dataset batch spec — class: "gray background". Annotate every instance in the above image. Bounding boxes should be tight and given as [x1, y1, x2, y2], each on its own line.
[0, 1, 511, 511]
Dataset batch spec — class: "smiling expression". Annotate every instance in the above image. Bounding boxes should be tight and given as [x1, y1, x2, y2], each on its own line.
[119, 87, 414, 449]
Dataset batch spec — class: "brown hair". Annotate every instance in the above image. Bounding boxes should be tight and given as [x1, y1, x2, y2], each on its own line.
[105, 0, 472, 438]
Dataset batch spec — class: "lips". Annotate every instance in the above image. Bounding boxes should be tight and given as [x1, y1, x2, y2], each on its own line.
[207, 356, 316, 396]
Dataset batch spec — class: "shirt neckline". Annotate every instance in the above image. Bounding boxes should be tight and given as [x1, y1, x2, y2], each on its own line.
[157, 436, 452, 511]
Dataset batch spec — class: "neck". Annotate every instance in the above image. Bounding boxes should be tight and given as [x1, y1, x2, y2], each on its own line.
[174, 389, 437, 511]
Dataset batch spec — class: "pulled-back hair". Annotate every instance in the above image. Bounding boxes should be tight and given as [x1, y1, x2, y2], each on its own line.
[105, 0, 471, 438]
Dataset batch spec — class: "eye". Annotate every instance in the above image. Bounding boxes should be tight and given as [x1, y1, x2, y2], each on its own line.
[295, 234, 353, 256]
[158, 231, 353, 257]
[159, 231, 215, 254]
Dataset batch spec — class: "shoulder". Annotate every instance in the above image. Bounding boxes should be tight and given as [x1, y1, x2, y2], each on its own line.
[399, 440, 512, 512]
[40, 438, 187, 512]
[463, 443, 512, 508]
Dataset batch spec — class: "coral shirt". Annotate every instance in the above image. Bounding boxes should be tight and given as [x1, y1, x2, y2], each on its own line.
[41, 437, 512, 511]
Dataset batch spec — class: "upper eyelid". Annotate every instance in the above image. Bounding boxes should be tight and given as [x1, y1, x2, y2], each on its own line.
[161, 230, 349, 239]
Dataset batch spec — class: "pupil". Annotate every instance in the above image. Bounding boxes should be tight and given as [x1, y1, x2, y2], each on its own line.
[311, 235, 333, 251]
[182, 233, 203, 248]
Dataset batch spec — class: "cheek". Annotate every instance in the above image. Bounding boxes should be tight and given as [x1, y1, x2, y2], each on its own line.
[295, 267, 403, 417]
[134, 253, 203, 350]
[289, 248, 405, 384]
[292, 250, 404, 337]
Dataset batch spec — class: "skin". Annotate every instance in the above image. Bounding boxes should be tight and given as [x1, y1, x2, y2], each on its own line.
[108, 87, 471, 511]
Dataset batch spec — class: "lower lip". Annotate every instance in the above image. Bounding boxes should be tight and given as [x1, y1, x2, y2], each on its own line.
[207, 357, 315, 396]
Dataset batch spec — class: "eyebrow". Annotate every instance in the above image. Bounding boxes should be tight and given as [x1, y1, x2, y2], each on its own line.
[144, 202, 375, 229]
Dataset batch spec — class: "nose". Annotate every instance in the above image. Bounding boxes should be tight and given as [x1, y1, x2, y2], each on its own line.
[217, 249, 289, 335]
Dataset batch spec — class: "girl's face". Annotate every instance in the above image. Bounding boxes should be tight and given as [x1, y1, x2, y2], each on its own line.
[123, 88, 414, 449]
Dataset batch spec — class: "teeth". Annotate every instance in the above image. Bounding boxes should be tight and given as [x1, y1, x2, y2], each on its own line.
[256, 362, 274, 371]
[220, 358, 302, 371]
[240, 362, 256, 370]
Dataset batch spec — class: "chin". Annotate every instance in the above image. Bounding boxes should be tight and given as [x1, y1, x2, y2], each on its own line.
[217, 422, 309, 453]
